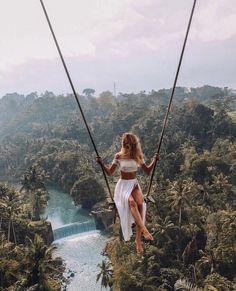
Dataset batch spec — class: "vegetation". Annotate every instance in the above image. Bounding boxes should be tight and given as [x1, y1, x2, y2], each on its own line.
[0, 183, 65, 290]
[0, 85, 236, 289]
[71, 177, 106, 209]
[96, 259, 113, 290]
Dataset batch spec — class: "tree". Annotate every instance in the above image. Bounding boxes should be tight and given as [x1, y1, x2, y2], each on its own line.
[0, 184, 22, 243]
[174, 278, 202, 291]
[0, 233, 21, 288]
[98, 91, 117, 115]
[24, 234, 63, 290]
[71, 177, 106, 209]
[153, 216, 174, 243]
[167, 178, 197, 225]
[83, 88, 95, 97]
[204, 273, 235, 290]
[96, 259, 113, 289]
[20, 166, 48, 221]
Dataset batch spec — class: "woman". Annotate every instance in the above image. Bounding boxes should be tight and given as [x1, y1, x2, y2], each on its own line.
[96, 132, 160, 255]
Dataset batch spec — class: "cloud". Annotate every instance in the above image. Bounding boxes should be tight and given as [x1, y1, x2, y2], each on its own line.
[191, 0, 236, 42]
[0, 0, 236, 96]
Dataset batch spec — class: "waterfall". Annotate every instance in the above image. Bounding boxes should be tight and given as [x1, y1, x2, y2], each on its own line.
[53, 220, 96, 240]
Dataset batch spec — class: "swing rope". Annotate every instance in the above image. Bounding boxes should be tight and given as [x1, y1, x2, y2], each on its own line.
[146, 0, 197, 198]
[39, 0, 113, 201]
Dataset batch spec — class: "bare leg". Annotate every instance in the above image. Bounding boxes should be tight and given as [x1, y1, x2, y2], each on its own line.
[128, 196, 153, 241]
[131, 186, 144, 220]
[135, 225, 143, 255]
[131, 187, 153, 242]
[132, 186, 144, 254]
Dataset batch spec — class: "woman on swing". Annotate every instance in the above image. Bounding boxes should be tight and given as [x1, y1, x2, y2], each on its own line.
[96, 132, 160, 255]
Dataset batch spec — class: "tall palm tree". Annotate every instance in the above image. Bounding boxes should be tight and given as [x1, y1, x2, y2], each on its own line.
[153, 216, 174, 243]
[207, 173, 233, 211]
[20, 167, 47, 221]
[24, 234, 62, 290]
[96, 259, 113, 290]
[168, 178, 196, 225]
[0, 185, 22, 243]
[0, 233, 21, 288]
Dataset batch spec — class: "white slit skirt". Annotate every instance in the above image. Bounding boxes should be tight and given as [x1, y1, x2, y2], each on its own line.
[114, 178, 146, 241]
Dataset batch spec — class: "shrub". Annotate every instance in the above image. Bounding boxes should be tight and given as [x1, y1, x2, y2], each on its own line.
[70, 177, 106, 209]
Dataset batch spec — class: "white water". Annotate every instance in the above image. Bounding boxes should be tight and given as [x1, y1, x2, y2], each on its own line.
[43, 187, 108, 291]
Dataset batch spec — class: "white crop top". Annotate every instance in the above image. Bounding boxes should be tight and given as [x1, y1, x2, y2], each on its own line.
[112, 158, 144, 173]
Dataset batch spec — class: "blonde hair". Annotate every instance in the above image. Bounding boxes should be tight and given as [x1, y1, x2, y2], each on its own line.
[119, 132, 144, 165]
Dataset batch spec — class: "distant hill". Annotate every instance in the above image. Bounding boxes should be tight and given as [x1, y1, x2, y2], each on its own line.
[1, 85, 235, 140]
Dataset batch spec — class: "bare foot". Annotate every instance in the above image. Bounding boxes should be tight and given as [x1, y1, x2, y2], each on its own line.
[142, 228, 154, 241]
[136, 243, 144, 255]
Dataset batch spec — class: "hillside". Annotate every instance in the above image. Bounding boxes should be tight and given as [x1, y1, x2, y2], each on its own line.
[0, 86, 236, 289]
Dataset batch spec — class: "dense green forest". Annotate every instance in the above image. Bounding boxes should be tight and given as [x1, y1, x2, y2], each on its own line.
[0, 85, 236, 290]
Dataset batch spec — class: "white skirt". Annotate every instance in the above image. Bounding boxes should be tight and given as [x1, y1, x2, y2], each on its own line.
[114, 178, 146, 241]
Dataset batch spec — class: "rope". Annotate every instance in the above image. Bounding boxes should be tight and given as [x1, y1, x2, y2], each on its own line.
[146, 0, 197, 198]
[39, 0, 113, 201]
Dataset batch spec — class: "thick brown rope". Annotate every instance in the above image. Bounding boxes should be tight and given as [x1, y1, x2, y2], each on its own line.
[39, 0, 113, 201]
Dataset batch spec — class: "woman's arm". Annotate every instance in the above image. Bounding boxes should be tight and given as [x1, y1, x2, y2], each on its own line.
[96, 156, 118, 176]
[141, 153, 160, 175]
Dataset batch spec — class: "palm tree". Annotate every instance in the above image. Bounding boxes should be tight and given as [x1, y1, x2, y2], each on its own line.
[175, 278, 218, 291]
[96, 259, 113, 290]
[24, 234, 63, 290]
[0, 233, 21, 288]
[153, 216, 174, 243]
[0, 185, 22, 243]
[168, 178, 196, 225]
[20, 167, 47, 221]
[32, 190, 47, 221]
[207, 173, 233, 211]
[196, 182, 211, 205]
[211, 173, 231, 194]
[195, 250, 218, 277]
[20, 166, 47, 193]
[182, 236, 197, 266]
[174, 278, 202, 291]
[83, 88, 95, 97]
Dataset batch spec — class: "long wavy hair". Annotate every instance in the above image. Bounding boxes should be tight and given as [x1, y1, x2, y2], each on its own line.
[119, 132, 144, 165]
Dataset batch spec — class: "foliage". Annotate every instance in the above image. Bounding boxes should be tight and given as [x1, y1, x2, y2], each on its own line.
[204, 273, 236, 291]
[70, 177, 106, 209]
[0, 87, 236, 289]
[97, 259, 113, 289]
[0, 183, 23, 243]
[175, 278, 201, 291]
[0, 183, 64, 290]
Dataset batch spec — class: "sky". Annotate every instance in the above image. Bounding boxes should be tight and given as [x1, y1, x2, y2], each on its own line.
[0, 0, 236, 97]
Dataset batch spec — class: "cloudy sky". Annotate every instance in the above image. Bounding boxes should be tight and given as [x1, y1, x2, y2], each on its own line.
[0, 0, 236, 97]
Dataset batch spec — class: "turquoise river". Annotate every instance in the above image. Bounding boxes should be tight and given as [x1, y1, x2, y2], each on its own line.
[43, 187, 108, 291]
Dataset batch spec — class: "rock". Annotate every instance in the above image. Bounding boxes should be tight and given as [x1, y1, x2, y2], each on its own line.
[91, 207, 116, 230]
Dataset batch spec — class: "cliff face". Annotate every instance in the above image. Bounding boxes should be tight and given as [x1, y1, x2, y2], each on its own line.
[91, 207, 116, 230]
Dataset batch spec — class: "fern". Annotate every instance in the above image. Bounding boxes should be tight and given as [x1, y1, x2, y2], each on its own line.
[174, 278, 202, 291]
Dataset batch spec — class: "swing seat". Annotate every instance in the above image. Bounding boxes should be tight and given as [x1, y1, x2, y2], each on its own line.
[144, 194, 155, 204]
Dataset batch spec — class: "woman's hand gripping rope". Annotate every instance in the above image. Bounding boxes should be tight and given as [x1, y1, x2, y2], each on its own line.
[144, 153, 160, 203]
[96, 156, 103, 166]
[153, 153, 160, 163]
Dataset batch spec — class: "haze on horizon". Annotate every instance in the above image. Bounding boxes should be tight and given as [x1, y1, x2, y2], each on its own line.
[0, 0, 236, 97]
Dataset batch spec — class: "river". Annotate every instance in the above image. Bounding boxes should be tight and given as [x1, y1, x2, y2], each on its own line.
[43, 187, 108, 291]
